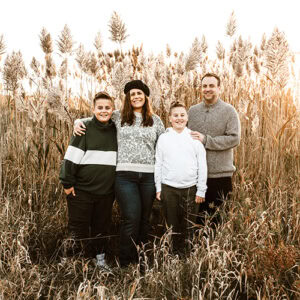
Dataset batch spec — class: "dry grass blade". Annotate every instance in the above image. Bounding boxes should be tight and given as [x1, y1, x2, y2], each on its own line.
[0, 17, 299, 299]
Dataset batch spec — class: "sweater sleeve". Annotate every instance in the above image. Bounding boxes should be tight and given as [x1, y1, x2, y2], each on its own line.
[111, 110, 120, 122]
[196, 142, 207, 197]
[205, 107, 241, 151]
[155, 115, 165, 139]
[59, 134, 86, 189]
[154, 136, 163, 193]
[74, 117, 92, 126]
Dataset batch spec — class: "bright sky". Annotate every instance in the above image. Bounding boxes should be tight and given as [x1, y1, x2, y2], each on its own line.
[1, 0, 300, 64]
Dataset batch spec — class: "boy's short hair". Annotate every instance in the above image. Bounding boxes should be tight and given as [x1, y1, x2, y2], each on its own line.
[169, 101, 186, 115]
[93, 92, 113, 107]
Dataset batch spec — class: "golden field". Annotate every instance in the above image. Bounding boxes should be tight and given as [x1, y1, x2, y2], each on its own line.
[0, 19, 299, 299]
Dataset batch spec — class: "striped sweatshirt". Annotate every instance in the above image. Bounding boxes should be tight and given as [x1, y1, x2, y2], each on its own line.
[60, 116, 117, 196]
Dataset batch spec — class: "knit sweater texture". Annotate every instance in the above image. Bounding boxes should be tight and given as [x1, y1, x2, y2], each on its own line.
[60, 116, 117, 195]
[112, 110, 165, 173]
[188, 99, 241, 178]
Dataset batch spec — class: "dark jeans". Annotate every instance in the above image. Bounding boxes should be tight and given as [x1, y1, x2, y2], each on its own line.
[198, 177, 232, 226]
[67, 189, 114, 258]
[161, 184, 198, 252]
[115, 171, 156, 267]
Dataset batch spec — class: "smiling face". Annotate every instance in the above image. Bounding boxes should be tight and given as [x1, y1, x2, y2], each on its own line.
[130, 89, 146, 112]
[169, 106, 188, 133]
[93, 98, 113, 124]
[201, 76, 220, 105]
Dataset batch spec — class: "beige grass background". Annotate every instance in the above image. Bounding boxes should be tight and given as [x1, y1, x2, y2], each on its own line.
[0, 15, 299, 299]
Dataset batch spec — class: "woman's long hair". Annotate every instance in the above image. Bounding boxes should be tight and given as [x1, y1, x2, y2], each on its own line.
[121, 92, 154, 127]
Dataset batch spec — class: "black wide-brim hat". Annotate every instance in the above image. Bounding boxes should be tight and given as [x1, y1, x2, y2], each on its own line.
[124, 80, 150, 97]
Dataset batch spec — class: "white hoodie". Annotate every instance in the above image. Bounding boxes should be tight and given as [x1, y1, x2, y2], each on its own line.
[155, 127, 207, 197]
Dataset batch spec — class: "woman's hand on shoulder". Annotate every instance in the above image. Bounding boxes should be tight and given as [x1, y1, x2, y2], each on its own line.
[73, 120, 86, 136]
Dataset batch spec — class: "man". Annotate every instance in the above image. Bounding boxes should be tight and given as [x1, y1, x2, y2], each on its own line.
[188, 73, 241, 226]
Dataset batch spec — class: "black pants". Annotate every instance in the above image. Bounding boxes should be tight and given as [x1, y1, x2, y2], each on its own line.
[198, 177, 232, 226]
[161, 184, 198, 252]
[66, 189, 114, 258]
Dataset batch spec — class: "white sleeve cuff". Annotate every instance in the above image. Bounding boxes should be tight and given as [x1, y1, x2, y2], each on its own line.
[196, 190, 206, 198]
[156, 184, 161, 193]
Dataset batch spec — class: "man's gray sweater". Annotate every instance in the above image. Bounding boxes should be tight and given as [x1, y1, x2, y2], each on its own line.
[188, 99, 241, 178]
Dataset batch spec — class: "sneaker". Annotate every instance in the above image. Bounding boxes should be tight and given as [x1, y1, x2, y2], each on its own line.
[96, 253, 105, 262]
[96, 253, 112, 272]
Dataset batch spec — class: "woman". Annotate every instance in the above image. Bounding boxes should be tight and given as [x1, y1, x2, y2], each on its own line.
[74, 80, 165, 267]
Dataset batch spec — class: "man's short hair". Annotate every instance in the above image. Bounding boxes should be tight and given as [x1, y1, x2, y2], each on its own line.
[93, 92, 113, 106]
[169, 101, 186, 115]
[201, 73, 221, 87]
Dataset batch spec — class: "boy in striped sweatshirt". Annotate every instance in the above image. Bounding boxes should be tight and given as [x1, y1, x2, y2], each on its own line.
[59, 92, 117, 269]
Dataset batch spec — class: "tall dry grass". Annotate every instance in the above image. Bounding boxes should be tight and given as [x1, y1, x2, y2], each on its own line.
[0, 20, 299, 299]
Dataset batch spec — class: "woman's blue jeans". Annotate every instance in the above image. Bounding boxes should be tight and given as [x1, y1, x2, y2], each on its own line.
[115, 171, 156, 267]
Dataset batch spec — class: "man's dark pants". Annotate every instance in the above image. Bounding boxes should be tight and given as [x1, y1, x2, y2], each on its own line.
[66, 189, 114, 258]
[198, 177, 232, 226]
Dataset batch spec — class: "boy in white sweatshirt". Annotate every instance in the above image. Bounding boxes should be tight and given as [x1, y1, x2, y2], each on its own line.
[155, 101, 207, 252]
